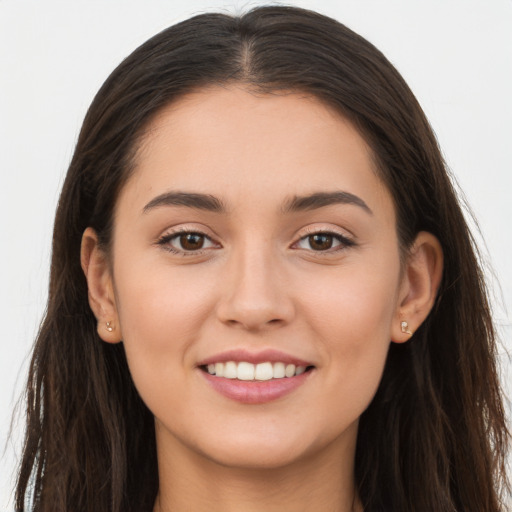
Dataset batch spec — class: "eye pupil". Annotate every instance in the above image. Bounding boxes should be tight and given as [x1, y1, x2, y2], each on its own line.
[180, 233, 204, 250]
[309, 234, 333, 250]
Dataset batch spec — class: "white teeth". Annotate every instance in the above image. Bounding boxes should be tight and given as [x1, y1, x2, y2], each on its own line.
[273, 362, 285, 379]
[205, 361, 311, 380]
[214, 362, 224, 377]
[285, 364, 296, 378]
[295, 366, 306, 375]
[237, 361, 255, 381]
[224, 361, 237, 379]
[255, 362, 273, 381]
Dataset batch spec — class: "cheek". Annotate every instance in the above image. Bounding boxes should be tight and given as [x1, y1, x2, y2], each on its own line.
[301, 257, 400, 341]
[114, 259, 216, 339]
[299, 259, 400, 408]
[111, 261, 217, 398]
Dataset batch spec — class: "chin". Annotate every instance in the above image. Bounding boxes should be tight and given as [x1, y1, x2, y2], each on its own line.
[213, 442, 307, 470]
[178, 418, 358, 472]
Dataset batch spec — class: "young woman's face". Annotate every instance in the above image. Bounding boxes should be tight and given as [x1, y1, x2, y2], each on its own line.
[109, 86, 406, 469]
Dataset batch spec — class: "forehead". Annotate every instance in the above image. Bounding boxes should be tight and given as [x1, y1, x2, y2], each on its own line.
[119, 85, 393, 219]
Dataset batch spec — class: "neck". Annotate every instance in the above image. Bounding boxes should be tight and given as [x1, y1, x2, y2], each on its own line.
[153, 422, 362, 512]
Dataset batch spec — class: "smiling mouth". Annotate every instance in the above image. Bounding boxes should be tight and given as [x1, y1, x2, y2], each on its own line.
[200, 361, 315, 381]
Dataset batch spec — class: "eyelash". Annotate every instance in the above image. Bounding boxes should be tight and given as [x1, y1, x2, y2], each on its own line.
[156, 228, 355, 256]
[293, 229, 356, 254]
[156, 229, 218, 256]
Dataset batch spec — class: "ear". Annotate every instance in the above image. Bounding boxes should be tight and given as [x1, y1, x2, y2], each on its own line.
[391, 231, 443, 343]
[81, 227, 122, 343]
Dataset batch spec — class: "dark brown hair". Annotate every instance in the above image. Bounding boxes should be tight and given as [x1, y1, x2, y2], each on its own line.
[15, 6, 510, 511]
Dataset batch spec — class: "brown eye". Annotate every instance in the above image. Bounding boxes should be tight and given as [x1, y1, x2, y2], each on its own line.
[179, 233, 205, 250]
[295, 231, 354, 252]
[309, 234, 336, 251]
[158, 231, 217, 253]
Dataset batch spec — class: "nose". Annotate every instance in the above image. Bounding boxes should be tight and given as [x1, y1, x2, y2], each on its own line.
[215, 243, 295, 332]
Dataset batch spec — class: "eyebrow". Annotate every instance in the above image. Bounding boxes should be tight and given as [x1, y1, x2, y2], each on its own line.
[143, 191, 226, 213]
[142, 190, 372, 215]
[282, 191, 373, 215]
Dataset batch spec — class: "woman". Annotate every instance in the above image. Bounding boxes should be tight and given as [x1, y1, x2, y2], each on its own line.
[14, 5, 510, 512]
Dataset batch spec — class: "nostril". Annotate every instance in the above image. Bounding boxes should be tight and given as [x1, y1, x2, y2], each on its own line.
[223, 317, 285, 331]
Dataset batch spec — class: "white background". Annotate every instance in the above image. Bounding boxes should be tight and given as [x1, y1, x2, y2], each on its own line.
[1, 1, 511, 510]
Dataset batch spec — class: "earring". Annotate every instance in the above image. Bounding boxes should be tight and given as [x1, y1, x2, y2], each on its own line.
[401, 321, 412, 335]
[106, 321, 114, 332]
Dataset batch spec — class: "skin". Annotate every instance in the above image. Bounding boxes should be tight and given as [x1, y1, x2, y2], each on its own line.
[81, 86, 443, 512]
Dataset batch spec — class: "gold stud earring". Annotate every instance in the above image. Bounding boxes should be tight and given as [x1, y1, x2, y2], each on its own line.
[106, 321, 114, 332]
[401, 321, 412, 335]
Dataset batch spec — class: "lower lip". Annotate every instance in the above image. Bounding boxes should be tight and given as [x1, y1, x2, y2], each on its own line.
[201, 369, 313, 404]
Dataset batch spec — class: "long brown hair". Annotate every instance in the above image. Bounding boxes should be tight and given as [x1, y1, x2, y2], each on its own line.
[15, 6, 510, 511]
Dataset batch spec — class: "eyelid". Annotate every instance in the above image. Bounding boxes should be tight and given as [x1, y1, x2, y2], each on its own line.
[155, 224, 355, 256]
[156, 225, 221, 255]
[291, 226, 356, 252]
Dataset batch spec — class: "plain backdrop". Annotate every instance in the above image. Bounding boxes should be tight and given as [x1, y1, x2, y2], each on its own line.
[1, 1, 511, 510]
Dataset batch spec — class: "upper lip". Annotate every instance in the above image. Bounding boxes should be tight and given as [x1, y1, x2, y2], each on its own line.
[197, 348, 315, 367]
